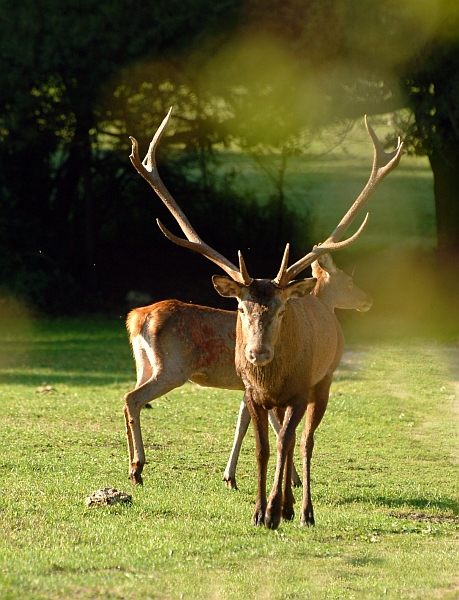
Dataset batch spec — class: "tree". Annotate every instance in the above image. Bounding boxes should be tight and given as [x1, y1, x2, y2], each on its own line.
[401, 40, 459, 262]
[2, 0, 459, 314]
[227, 0, 459, 264]
[0, 0, 243, 311]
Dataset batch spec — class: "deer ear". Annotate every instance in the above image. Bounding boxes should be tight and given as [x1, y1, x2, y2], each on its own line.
[317, 253, 337, 274]
[311, 260, 323, 278]
[284, 277, 317, 299]
[212, 275, 243, 298]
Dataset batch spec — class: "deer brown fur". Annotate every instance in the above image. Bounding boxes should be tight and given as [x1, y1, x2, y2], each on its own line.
[224, 252, 372, 489]
[213, 273, 344, 528]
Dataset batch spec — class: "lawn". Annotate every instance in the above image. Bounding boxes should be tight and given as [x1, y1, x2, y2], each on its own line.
[0, 314, 458, 600]
[0, 126, 458, 599]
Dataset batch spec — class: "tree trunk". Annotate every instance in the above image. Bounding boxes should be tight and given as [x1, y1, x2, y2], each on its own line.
[428, 146, 459, 266]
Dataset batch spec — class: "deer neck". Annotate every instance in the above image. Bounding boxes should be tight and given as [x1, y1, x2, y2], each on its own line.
[234, 303, 302, 403]
[312, 276, 336, 313]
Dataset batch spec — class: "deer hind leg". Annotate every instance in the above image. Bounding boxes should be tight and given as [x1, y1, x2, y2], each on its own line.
[266, 400, 306, 530]
[124, 339, 188, 485]
[222, 395, 251, 489]
[282, 434, 296, 521]
[300, 376, 331, 526]
[124, 372, 188, 485]
[124, 344, 153, 473]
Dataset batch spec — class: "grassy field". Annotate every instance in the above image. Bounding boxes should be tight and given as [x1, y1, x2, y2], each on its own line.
[0, 314, 458, 600]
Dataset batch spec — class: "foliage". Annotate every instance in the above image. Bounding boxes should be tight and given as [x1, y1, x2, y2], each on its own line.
[0, 317, 458, 598]
[2, 0, 459, 313]
[235, 0, 459, 261]
[0, 0, 244, 313]
[401, 40, 459, 259]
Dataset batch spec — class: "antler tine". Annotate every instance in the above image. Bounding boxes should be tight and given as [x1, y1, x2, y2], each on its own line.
[273, 243, 290, 286]
[323, 115, 404, 246]
[278, 214, 370, 285]
[276, 116, 403, 286]
[129, 108, 197, 244]
[130, 109, 249, 285]
[238, 252, 252, 286]
[156, 220, 252, 285]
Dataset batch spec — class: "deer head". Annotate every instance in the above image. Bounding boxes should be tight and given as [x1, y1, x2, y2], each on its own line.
[311, 254, 373, 313]
[211, 275, 317, 366]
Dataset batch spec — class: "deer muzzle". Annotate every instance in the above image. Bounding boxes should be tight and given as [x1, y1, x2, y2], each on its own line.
[246, 345, 274, 366]
[358, 295, 373, 312]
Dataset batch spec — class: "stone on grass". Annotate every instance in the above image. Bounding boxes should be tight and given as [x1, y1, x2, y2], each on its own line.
[85, 487, 132, 507]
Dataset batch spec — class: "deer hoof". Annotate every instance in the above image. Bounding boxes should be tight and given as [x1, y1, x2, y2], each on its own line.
[222, 476, 238, 490]
[251, 505, 266, 526]
[129, 470, 143, 486]
[282, 503, 295, 521]
[265, 511, 281, 530]
[300, 519, 315, 527]
[300, 510, 315, 527]
[265, 501, 283, 530]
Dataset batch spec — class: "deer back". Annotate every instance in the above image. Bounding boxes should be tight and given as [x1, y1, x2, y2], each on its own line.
[127, 299, 242, 390]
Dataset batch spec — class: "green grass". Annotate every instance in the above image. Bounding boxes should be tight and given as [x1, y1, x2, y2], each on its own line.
[0, 316, 458, 599]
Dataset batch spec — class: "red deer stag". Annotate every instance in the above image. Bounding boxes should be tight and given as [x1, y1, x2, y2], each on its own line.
[125, 254, 372, 488]
[127, 109, 403, 528]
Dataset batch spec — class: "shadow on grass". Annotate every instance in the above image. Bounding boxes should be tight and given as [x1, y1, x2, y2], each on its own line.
[337, 495, 459, 516]
[0, 371, 132, 388]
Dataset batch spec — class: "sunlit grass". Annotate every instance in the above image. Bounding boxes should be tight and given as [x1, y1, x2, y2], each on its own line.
[0, 318, 458, 599]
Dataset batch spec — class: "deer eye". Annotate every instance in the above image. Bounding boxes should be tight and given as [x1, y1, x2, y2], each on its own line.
[238, 306, 245, 315]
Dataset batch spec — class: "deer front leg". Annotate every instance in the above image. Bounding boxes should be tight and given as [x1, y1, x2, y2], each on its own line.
[266, 400, 306, 530]
[271, 406, 295, 521]
[268, 410, 302, 487]
[223, 398, 302, 490]
[124, 371, 187, 485]
[300, 377, 331, 526]
[245, 397, 269, 526]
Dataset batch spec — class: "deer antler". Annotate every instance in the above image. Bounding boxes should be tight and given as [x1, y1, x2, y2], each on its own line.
[273, 116, 404, 286]
[129, 108, 252, 285]
[131, 111, 403, 289]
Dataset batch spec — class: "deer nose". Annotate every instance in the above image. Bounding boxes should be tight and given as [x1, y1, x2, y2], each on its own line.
[358, 296, 373, 312]
[246, 347, 274, 366]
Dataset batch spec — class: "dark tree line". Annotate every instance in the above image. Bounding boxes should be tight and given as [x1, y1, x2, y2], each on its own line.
[1, 0, 459, 314]
[0, 0, 249, 312]
[402, 39, 459, 263]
